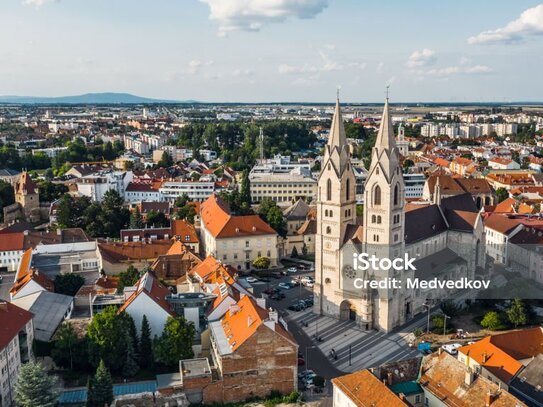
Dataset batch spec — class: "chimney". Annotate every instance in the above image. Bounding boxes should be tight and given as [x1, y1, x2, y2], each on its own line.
[387, 372, 393, 386]
[256, 297, 266, 309]
[268, 308, 278, 323]
[485, 391, 495, 406]
[482, 352, 488, 363]
[247, 315, 253, 327]
[465, 367, 475, 386]
[398, 393, 406, 402]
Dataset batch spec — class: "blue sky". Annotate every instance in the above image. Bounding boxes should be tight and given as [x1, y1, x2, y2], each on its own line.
[1, 0, 542, 102]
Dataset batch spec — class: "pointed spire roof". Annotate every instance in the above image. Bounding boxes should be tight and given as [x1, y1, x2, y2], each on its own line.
[327, 98, 347, 148]
[17, 171, 37, 195]
[375, 97, 396, 150]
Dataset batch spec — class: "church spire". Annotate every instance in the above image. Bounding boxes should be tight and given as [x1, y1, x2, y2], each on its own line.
[327, 97, 347, 148]
[375, 96, 396, 150]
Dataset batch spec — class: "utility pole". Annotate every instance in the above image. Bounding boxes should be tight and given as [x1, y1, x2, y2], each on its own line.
[259, 127, 264, 161]
[443, 314, 450, 337]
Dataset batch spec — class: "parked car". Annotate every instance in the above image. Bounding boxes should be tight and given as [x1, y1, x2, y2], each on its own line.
[290, 279, 300, 286]
[298, 369, 316, 380]
[297, 357, 305, 366]
[288, 304, 302, 311]
[287, 267, 298, 273]
[278, 282, 292, 290]
[263, 287, 276, 295]
[246, 276, 259, 283]
[441, 343, 461, 355]
[301, 276, 314, 284]
[302, 298, 314, 307]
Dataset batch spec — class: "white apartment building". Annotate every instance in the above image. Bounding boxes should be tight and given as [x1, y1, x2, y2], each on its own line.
[123, 134, 149, 155]
[0, 302, 34, 407]
[484, 214, 524, 265]
[403, 173, 426, 199]
[488, 158, 521, 170]
[31, 146, 68, 158]
[125, 181, 161, 203]
[159, 181, 215, 202]
[152, 146, 193, 163]
[76, 170, 133, 202]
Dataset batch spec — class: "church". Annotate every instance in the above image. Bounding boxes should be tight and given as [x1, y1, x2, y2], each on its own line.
[314, 97, 485, 332]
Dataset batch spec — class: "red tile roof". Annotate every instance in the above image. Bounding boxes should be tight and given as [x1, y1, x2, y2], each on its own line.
[16, 171, 37, 195]
[118, 272, 174, 316]
[200, 194, 276, 238]
[0, 301, 33, 351]
[171, 219, 199, 244]
[0, 232, 25, 252]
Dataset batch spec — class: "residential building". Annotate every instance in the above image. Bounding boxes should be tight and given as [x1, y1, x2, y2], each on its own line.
[0, 233, 25, 272]
[484, 214, 525, 265]
[403, 173, 426, 199]
[249, 167, 317, 205]
[509, 354, 543, 407]
[199, 194, 279, 271]
[489, 157, 521, 170]
[159, 181, 215, 202]
[76, 170, 134, 202]
[0, 301, 34, 407]
[125, 180, 161, 202]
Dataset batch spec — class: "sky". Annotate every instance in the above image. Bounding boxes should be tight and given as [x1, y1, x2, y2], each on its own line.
[1, 0, 542, 103]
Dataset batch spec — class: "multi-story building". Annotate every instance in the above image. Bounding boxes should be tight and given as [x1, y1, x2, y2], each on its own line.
[0, 302, 34, 407]
[403, 173, 426, 199]
[76, 170, 133, 202]
[199, 194, 278, 271]
[488, 157, 521, 170]
[159, 181, 215, 202]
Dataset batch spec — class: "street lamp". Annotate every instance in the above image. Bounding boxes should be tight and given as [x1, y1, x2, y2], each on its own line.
[305, 346, 316, 373]
[443, 314, 451, 337]
[423, 301, 431, 334]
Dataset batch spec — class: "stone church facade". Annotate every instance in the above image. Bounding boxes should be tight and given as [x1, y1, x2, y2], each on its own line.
[314, 98, 485, 332]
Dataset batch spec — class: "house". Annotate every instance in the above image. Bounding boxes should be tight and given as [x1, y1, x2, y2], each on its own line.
[171, 219, 200, 253]
[423, 174, 496, 209]
[458, 327, 543, 390]
[0, 232, 25, 272]
[484, 214, 525, 265]
[449, 157, 475, 177]
[332, 369, 411, 407]
[118, 272, 175, 337]
[125, 180, 161, 203]
[10, 249, 55, 300]
[509, 225, 543, 285]
[0, 301, 34, 407]
[489, 157, 521, 170]
[98, 240, 174, 274]
[11, 291, 73, 342]
[151, 239, 202, 282]
[199, 194, 279, 271]
[420, 351, 526, 406]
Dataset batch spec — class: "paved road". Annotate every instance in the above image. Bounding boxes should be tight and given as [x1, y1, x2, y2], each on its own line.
[0, 272, 15, 300]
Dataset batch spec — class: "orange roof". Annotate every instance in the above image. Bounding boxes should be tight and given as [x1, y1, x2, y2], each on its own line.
[98, 240, 172, 263]
[200, 194, 276, 238]
[16, 171, 37, 195]
[434, 158, 450, 168]
[494, 197, 516, 213]
[459, 327, 543, 383]
[171, 219, 199, 244]
[0, 302, 33, 351]
[332, 370, 408, 407]
[10, 268, 54, 297]
[15, 249, 33, 282]
[220, 295, 294, 352]
[190, 255, 227, 281]
[118, 272, 174, 316]
[452, 157, 474, 166]
[0, 232, 24, 252]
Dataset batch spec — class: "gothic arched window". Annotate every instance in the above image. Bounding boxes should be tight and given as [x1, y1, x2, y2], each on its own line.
[371, 215, 376, 223]
[330, 210, 333, 217]
[374, 185, 381, 206]
[346, 179, 350, 201]
[327, 179, 332, 201]
[394, 184, 399, 206]
[326, 226, 331, 234]
[325, 209, 328, 217]
[377, 216, 382, 224]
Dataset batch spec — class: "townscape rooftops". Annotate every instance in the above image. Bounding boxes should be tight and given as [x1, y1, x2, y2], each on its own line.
[98, 240, 173, 262]
[509, 354, 543, 405]
[118, 271, 174, 316]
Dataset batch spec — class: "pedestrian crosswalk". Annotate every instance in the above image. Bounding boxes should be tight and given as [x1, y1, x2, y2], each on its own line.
[286, 310, 423, 372]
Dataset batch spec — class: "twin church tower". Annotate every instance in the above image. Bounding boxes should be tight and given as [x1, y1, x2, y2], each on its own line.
[315, 96, 408, 332]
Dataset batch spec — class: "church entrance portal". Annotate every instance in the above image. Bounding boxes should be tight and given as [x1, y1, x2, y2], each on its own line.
[340, 300, 356, 321]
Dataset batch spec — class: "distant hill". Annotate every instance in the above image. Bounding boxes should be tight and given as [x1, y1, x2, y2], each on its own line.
[0, 92, 197, 104]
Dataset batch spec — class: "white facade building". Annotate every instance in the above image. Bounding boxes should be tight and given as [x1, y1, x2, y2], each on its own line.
[159, 181, 215, 202]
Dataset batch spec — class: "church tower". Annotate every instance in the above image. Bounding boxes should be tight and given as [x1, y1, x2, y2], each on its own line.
[15, 171, 40, 223]
[363, 97, 409, 331]
[315, 97, 356, 315]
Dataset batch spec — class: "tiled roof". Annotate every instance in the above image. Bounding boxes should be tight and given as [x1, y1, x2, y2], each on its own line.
[332, 370, 409, 407]
[171, 219, 199, 244]
[420, 352, 526, 406]
[484, 213, 523, 235]
[494, 197, 516, 213]
[16, 171, 37, 195]
[458, 327, 543, 383]
[0, 232, 25, 252]
[118, 272, 174, 316]
[200, 194, 276, 238]
[98, 240, 173, 263]
[0, 301, 33, 351]
[11, 258, 55, 297]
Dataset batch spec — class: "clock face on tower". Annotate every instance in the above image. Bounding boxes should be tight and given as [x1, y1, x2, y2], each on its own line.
[343, 265, 356, 279]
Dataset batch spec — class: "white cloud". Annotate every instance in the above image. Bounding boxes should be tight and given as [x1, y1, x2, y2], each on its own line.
[406, 48, 437, 69]
[278, 63, 319, 74]
[347, 62, 367, 70]
[423, 64, 494, 77]
[468, 4, 543, 44]
[187, 60, 213, 74]
[231, 68, 254, 77]
[376, 62, 385, 73]
[199, 0, 329, 34]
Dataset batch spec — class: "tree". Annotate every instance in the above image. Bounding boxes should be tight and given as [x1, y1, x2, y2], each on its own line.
[157, 151, 173, 167]
[291, 246, 299, 258]
[480, 311, 504, 330]
[15, 361, 57, 407]
[55, 273, 85, 296]
[253, 256, 271, 270]
[37, 180, 68, 202]
[139, 315, 154, 369]
[496, 187, 509, 203]
[302, 243, 308, 256]
[0, 180, 15, 222]
[440, 300, 460, 318]
[240, 169, 251, 206]
[129, 206, 144, 229]
[506, 298, 528, 328]
[153, 316, 195, 367]
[146, 210, 169, 228]
[266, 205, 287, 237]
[87, 360, 113, 407]
[52, 322, 79, 370]
[117, 265, 140, 294]
[122, 334, 140, 377]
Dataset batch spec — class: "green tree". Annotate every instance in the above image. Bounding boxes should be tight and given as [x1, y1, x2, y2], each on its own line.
[146, 210, 169, 228]
[139, 315, 154, 369]
[129, 206, 144, 229]
[506, 298, 528, 328]
[496, 187, 509, 203]
[52, 322, 79, 371]
[291, 246, 299, 258]
[157, 151, 174, 167]
[0, 180, 15, 222]
[117, 265, 140, 294]
[122, 334, 140, 377]
[345, 122, 366, 139]
[240, 169, 251, 206]
[15, 361, 57, 407]
[266, 205, 287, 237]
[153, 316, 195, 367]
[253, 256, 271, 270]
[87, 360, 113, 407]
[37, 181, 68, 202]
[480, 311, 504, 330]
[54, 273, 85, 296]
[440, 300, 460, 318]
[302, 243, 308, 256]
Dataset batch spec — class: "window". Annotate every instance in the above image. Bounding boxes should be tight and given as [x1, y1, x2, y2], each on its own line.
[326, 226, 331, 234]
[377, 216, 382, 224]
[329, 210, 333, 217]
[245, 241, 250, 248]
[394, 184, 399, 206]
[325, 209, 328, 217]
[327, 179, 332, 201]
[373, 185, 381, 206]
[373, 234, 379, 242]
[346, 179, 350, 200]
[371, 215, 376, 223]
